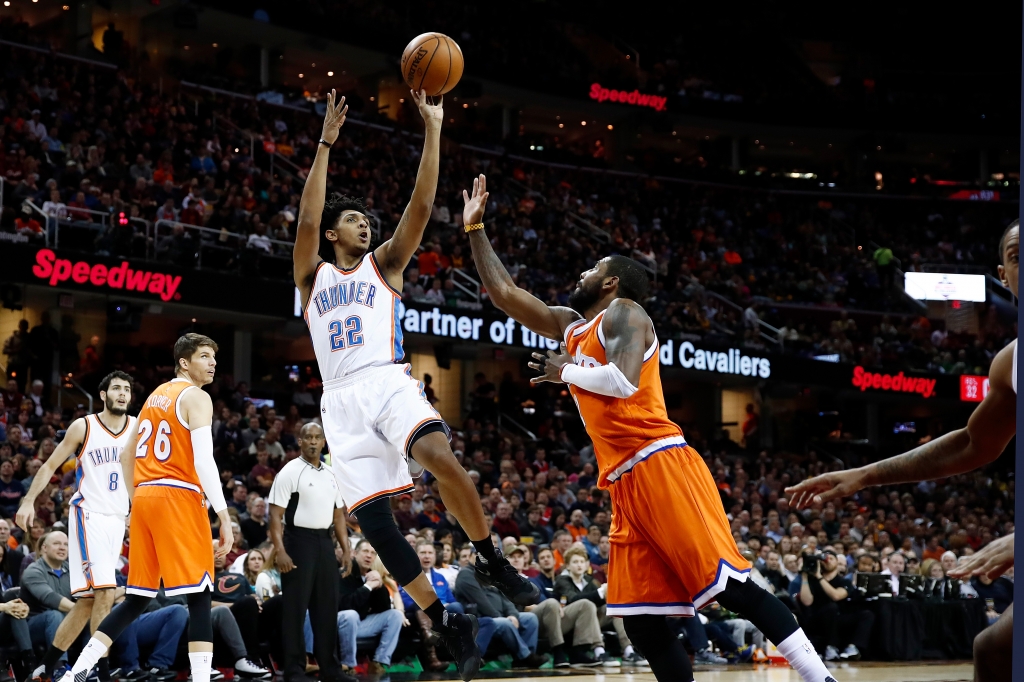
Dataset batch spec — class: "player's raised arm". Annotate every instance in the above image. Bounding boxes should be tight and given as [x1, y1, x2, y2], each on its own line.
[15, 417, 87, 531]
[375, 90, 442, 282]
[463, 174, 580, 339]
[295, 89, 348, 302]
[786, 341, 1017, 509]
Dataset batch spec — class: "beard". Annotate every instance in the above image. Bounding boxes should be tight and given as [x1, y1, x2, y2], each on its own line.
[105, 396, 127, 416]
[568, 281, 601, 315]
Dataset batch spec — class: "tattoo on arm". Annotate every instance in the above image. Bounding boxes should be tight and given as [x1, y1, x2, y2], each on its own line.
[467, 230, 514, 291]
[603, 302, 646, 384]
[870, 430, 969, 485]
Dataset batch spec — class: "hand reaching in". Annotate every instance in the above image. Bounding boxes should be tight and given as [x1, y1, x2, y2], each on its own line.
[320, 89, 348, 146]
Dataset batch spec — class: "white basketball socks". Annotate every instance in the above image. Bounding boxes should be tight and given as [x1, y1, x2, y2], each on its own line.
[69, 638, 109, 682]
[777, 629, 836, 682]
[189, 652, 214, 682]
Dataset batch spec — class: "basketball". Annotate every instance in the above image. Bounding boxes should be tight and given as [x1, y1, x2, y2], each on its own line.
[401, 32, 464, 97]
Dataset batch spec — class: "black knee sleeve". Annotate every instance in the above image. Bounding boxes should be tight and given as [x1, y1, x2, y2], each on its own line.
[98, 594, 152, 641]
[623, 615, 693, 680]
[186, 589, 213, 643]
[354, 497, 422, 585]
[714, 577, 798, 645]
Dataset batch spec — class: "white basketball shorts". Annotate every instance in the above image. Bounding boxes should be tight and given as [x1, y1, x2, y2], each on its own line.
[321, 362, 449, 512]
[69, 505, 126, 596]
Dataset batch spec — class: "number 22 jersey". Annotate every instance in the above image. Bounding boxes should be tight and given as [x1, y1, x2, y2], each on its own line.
[302, 254, 404, 381]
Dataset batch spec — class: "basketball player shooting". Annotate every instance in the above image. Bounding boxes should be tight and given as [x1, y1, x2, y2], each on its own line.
[463, 174, 838, 682]
[64, 334, 233, 682]
[16, 371, 136, 682]
[786, 220, 1019, 682]
[293, 92, 536, 681]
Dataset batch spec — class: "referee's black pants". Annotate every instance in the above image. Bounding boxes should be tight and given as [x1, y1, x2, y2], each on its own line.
[281, 527, 340, 682]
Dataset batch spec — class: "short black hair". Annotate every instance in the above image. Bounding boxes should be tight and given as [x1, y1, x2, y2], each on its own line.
[320, 194, 369, 262]
[999, 220, 1019, 265]
[98, 370, 133, 396]
[605, 255, 650, 302]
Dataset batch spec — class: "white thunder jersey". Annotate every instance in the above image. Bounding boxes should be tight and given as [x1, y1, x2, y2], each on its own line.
[303, 254, 403, 378]
[70, 413, 135, 517]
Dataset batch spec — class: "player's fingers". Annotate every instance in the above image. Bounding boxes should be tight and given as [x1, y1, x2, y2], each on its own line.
[463, 190, 470, 203]
[527, 362, 541, 371]
[531, 352, 545, 360]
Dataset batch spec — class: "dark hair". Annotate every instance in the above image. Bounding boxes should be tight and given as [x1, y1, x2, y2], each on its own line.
[98, 370, 133, 396]
[319, 194, 369, 262]
[173, 333, 218, 372]
[999, 220, 1019, 264]
[605, 255, 650, 302]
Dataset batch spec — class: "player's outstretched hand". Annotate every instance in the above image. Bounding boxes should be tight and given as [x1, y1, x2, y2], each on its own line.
[529, 344, 572, 385]
[948, 533, 1014, 580]
[14, 503, 34, 533]
[785, 468, 868, 509]
[412, 89, 443, 129]
[216, 521, 234, 561]
[320, 89, 348, 146]
[462, 174, 488, 227]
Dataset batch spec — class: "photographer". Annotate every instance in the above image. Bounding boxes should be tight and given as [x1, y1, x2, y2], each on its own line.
[793, 550, 873, 661]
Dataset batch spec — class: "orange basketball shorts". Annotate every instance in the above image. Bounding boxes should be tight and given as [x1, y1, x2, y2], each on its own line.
[126, 485, 214, 597]
[605, 442, 749, 617]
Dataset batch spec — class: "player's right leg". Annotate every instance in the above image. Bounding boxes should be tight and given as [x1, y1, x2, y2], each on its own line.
[409, 431, 537, 605]
[354, 498, 481, 681]
[615, 445, 837, 682]
[973, 604, 1011, 682]
[366, 364, 536, 605]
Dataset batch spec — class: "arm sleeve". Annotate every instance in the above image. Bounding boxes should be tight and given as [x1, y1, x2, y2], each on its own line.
[559, 362, 638, 399]
[191, 425, 227, 513]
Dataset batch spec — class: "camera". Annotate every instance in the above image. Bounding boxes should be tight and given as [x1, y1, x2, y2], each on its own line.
[803, 553, 826, 574]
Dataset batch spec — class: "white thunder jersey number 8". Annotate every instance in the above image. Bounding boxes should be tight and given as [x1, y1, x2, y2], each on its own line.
[303, 254, 404, 378]
[70, 413, 137, 517]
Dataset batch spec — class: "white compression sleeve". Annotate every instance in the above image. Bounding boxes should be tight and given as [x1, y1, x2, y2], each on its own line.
[191, 425, 227, 513]
[559, 362, 638, 399]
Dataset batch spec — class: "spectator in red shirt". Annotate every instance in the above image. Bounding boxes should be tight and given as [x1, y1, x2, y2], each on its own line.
[491, 501, 521, 540]
[417, 243, 443, 279]
[532, 449, 550, 475]
[14, 205, 43, 236]
[393, 494, 418, 532]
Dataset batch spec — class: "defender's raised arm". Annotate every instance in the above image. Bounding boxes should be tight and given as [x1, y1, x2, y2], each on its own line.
[463, 174, 580, 339]
[295, 89, 348, 303]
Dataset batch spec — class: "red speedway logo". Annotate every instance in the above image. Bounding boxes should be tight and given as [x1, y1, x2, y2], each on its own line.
[851, 366, 937, 399]
[589, 82, 668, 112]
[31, 248, 182, 301]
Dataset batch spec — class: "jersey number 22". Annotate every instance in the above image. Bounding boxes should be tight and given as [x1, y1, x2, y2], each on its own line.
[329, 316, 363, 351]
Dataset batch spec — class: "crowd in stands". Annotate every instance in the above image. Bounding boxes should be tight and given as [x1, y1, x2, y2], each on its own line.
[0, 39, 1016, 377]
[0, 352, 1012, 673]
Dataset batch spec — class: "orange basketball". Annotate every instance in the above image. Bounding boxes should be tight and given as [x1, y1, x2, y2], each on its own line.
[401, 32, 464, 97]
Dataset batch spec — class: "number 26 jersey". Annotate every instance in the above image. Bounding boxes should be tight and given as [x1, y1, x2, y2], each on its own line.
[134, 379, 204, 492]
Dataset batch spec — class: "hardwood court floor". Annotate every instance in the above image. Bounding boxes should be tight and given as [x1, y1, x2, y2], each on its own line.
[387, 661, 973, 682]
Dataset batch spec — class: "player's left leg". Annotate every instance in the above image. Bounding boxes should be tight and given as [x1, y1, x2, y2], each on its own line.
[622, 616, 692, 681]
[973, 604, 1011, 682]
[34, 598, 92, 682]
[411, 430, 537, 605]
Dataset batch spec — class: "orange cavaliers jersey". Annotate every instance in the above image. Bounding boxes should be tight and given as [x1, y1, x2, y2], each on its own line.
[133, 379, 203, 490]
[563, 310, 684, 488]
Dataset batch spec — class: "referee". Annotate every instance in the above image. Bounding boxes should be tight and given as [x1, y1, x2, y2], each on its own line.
[268, 422, 353, 682]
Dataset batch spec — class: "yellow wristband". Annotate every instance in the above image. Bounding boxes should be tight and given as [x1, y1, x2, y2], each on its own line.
[464, 222, 485, 233]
